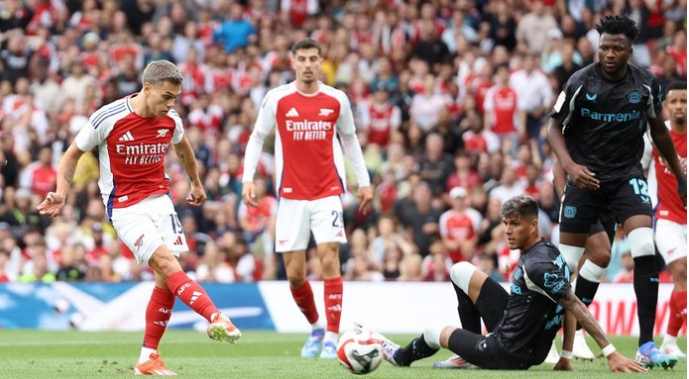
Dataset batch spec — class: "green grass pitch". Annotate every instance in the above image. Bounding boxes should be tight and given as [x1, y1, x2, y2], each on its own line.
[0, 331, 685, 378]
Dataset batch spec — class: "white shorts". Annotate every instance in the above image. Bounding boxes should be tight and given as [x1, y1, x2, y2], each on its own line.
[110, 195, 188, 264]
[275, 196, 347, 252]
[655, 219, 687, 265]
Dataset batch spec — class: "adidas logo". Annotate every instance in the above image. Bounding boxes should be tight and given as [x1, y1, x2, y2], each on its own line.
[153, 321, 168, 327]
[173, 236, 183, 246]
[190, 291, 203, 305]
[285, 107, 299, 117]
[327, 305, 342, 312]
[119, 131, 135, 141]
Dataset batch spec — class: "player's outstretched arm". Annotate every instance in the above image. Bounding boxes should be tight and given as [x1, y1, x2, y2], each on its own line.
[558, 291, 646, 373]
[553, 311, 576, 371]
[648, 116, 687, 206]
[547, 119, 599, 191]
[37, 142, 84, 217]
[173, 137, 206, 206]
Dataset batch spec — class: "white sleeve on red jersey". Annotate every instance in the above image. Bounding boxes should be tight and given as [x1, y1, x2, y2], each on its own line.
[74, 106, 117, 151]
[333, 90, 371, 187]
[467, 208, 482, 233]
[243, 89, 278, 183]
[438, 210, 451, 237]
[169, 109, 185, 145]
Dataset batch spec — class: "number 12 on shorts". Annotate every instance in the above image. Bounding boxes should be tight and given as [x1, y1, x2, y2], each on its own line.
[629, 178, 651, 203]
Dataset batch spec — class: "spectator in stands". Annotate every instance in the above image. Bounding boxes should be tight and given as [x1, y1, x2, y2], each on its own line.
[394, 181, 443, 257]
[516, 0, 559, 53]
[215, 4, 257, 53]
[20, 145, 56, 198]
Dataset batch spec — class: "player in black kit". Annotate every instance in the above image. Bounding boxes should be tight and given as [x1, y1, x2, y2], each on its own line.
[379, 195, 645, 372]
[547, 15, 686, 369]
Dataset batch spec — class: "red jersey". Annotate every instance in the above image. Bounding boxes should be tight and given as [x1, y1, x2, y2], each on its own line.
[244, 82, 368, 200]
[365, 102, 401, 147]
[74, 95, 184, 216]
[439, 209, 481, 263]
[21, 163, 57, 197]
[654, 129, 687, 224]
[484, 86, 519, 135]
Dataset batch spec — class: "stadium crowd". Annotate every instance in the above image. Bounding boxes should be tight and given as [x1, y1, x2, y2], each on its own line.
[0, 0, 685, 283]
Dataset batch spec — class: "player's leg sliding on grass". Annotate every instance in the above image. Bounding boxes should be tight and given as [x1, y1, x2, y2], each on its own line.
[382, 196, 646, 373]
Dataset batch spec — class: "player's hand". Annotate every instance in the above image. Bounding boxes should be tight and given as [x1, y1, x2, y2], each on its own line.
[242, 182, 258, 208]
[677, 174, 687, 208]
[553, 357, 573, 371]
[37, 192, 65, 217]
[187, 183, 207, 206]
[565, 163, 599, 191]
[606, 352, 646, 373]
[356, 185, 373, 214]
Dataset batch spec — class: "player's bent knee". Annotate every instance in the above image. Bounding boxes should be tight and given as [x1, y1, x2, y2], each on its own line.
[559, 244, 585, 273]
[148, 247, 182, 278]
[450, 262, 476, 293]
[627, 227, 655, 258]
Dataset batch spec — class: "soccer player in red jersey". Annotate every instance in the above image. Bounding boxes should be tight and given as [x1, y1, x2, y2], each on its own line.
[37, 60, 241, 375]
[651, 81, 687, 358]
[242, 38, 373, 359]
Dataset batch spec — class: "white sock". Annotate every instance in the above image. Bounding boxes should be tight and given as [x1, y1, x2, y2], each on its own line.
[139, 347, 157, 364]
[663, 335, 677, 345]
[311, 319, 324, 330]
[324, 331, 338, 345]
[423, 325, 444, 349]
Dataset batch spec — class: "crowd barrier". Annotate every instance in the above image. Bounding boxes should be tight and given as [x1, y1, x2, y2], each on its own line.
[0, 282, 683, 336]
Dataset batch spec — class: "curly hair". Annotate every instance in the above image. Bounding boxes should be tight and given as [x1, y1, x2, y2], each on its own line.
[594, 15, 640, 43]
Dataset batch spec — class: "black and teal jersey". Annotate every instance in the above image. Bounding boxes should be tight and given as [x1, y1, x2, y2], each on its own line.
[550, 63, 663, 183]
[496, 238, 571, 365]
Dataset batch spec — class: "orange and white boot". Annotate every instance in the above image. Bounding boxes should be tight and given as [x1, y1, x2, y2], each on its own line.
[207, 312, 242, 344]
[135, 351, 177, 376]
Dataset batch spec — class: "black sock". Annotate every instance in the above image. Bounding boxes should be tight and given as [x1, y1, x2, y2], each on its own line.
[394, 335, 439, 366]
[574, 276, 600, 330]
[633, 255, 659, 346]
[453, 283, 481, 334]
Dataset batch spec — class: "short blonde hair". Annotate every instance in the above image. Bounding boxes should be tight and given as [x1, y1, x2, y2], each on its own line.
[141, 60, 183, 87]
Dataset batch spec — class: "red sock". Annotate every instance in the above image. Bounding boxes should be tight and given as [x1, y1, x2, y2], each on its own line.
[290, 281, 319, 324]
[667, 289, 687, 336]
[166, 271, 219, 322]
[143, 286, 175, 350]
[324, 277, 343, 333]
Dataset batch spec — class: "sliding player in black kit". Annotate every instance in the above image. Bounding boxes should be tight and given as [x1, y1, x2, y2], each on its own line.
[378, 195, 644, 372]
[547, 14, 686, 369]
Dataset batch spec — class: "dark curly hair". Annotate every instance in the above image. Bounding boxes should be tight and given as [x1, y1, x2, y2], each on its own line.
[594, 15, 640, 43]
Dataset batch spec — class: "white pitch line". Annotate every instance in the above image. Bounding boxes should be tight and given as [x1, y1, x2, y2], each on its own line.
[0, 337, 301, 347]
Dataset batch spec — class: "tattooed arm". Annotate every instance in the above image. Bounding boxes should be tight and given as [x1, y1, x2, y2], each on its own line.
[37, 143, 84, 217]
[173, 137, 206, 206]
[558, 291, 646, 373]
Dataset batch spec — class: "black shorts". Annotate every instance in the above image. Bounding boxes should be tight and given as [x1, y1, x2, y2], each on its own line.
[559, 176, 653, 234]
[446, 278, 531, 370]
[554, 190, 616, 241]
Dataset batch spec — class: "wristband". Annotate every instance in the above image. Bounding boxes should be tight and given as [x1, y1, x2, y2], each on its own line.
[602, 344, 616, 357]
[561, 350, 573, 360]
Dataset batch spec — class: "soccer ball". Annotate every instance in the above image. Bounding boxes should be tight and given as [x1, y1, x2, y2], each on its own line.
[337, 328, 384, 375]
